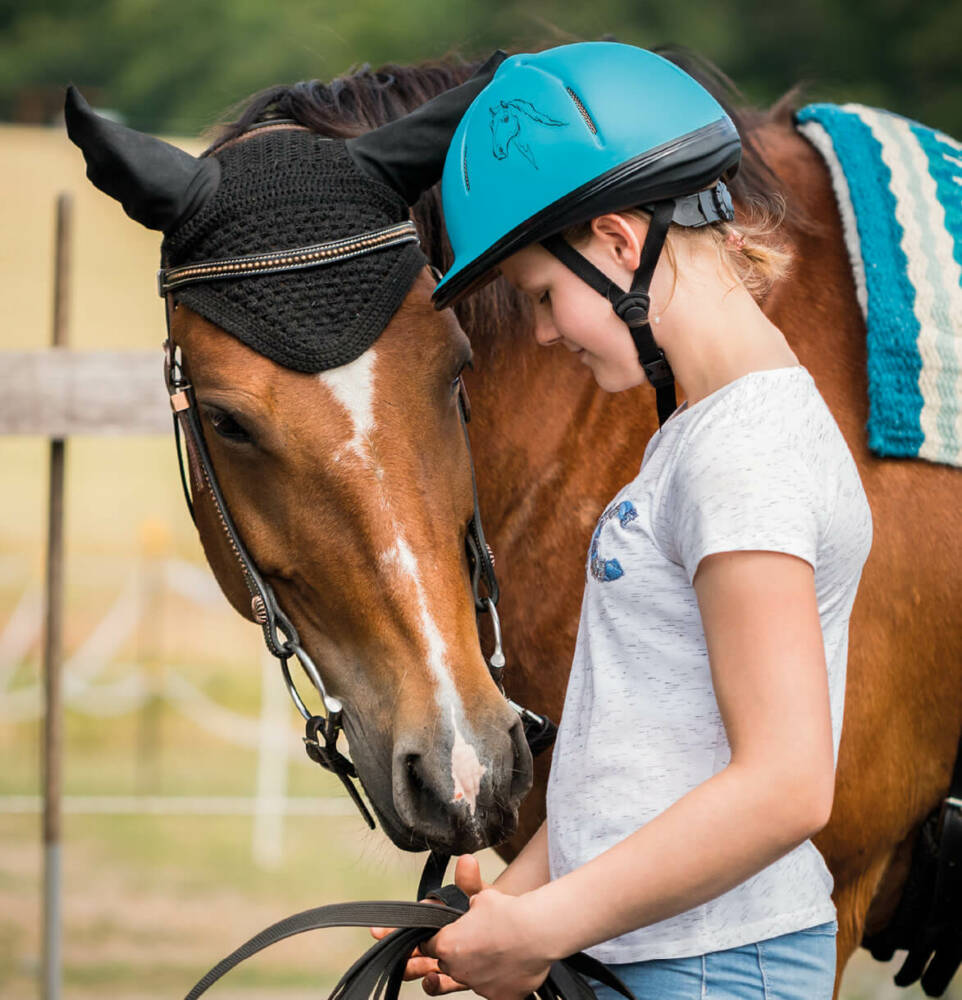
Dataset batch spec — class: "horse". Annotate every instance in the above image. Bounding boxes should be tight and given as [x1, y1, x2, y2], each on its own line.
[67, 51, 962, 998]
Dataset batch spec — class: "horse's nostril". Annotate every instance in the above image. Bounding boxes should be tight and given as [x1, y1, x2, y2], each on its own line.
[394, 751, 440, 829]
[405, 753, 425, 792]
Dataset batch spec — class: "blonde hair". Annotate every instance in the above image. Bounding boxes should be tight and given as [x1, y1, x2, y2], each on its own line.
[563, 193, 792, 304]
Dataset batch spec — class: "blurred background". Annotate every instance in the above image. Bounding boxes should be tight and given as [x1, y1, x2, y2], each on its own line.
[2, 0, 960, 135]
[2, 1, 960, 997]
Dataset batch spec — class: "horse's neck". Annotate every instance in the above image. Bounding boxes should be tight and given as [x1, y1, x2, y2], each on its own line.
[469, 337, 657, 546]
[462, 336, 655, 733]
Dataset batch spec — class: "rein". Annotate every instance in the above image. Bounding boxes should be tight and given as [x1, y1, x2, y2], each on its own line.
[183, 885, 637, 1000]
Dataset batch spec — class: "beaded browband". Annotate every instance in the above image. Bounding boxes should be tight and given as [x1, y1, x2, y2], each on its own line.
[157, 220, 420, 295]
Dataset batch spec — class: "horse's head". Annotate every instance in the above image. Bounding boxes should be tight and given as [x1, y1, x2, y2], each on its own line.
[173, 277, 530, 852]
[65, 66, 534, 855]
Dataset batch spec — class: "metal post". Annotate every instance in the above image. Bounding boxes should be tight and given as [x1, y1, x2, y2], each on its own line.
[42, 192, 72, 1000]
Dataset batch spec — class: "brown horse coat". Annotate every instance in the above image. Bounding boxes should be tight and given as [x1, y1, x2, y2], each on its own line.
[80, 57, 962, 997]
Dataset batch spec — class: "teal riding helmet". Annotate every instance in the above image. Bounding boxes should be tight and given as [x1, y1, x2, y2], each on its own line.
[431, 42, 742, 424]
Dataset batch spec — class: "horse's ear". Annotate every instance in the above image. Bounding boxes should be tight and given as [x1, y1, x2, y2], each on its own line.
[345, 50, 507, 205]
[64, 85, 220, 233]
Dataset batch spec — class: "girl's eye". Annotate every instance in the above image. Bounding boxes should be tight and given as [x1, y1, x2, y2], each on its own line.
[539, 290, 551, 306]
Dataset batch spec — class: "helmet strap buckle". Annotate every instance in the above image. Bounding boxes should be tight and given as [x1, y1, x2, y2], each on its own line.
[612, 290, 651, 328]
[641, 354, 673, 387]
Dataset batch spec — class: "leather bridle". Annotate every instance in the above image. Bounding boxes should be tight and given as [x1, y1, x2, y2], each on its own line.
[159, 219, 555, 839]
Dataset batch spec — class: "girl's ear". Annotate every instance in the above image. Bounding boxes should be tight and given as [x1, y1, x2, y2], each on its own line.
[589, 214, 645, 271]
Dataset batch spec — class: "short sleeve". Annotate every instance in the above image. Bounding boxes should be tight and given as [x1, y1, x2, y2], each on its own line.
[662, 414, 822, 585]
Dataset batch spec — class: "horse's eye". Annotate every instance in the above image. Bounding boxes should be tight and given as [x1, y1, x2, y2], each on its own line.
[204, 407, 252, 444]
[451, 357, 474, 395]
[502, 115, 509, 123]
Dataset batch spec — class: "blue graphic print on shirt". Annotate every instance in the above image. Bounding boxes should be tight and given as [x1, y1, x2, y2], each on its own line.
[589, 500, 637, 582]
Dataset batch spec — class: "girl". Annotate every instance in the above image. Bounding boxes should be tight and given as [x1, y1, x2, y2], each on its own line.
[398, 42, 873, 1000]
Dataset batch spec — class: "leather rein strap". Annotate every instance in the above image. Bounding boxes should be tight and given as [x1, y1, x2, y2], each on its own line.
[184, 884, 638, 1000]
[160, 223, 555, 834]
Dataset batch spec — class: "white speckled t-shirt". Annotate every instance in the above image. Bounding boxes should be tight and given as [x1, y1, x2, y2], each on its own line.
[546, 365, 873, 963]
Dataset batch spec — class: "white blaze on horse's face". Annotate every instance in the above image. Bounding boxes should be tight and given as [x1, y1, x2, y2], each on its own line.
[382, 535, 458, 709]
[381, 535, 487, 815]
[451, 705, 486, 813]
[317, 349, 487, 814]
[318, 349, 382, 476]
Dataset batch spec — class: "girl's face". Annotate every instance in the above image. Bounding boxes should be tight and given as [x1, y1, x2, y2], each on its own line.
[499, 239, 647, 393]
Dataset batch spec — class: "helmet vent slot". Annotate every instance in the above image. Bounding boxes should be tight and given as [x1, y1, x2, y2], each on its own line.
[565, 88, 597, 135]
[462, 144, 470, 191]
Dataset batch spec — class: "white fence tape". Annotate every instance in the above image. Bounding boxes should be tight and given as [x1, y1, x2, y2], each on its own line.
[0, 586, 42, 683]
[0, 556, 341, 865]
[0, 795, 357, 816]
[0, 557, 305, 759]
[62, 573, 141, 695]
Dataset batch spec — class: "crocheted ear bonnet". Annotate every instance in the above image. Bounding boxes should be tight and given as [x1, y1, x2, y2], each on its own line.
[161, 130, 427, 373]
[65, 53, 508, 370]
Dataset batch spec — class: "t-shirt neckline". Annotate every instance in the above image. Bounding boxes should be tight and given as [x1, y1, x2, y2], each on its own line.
[662, 364, 808, 429]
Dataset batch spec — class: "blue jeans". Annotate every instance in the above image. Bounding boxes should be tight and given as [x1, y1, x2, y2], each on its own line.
[592, 921, 837, 1000]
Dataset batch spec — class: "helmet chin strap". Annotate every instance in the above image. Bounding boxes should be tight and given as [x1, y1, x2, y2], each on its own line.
[542, 198, 677, 426]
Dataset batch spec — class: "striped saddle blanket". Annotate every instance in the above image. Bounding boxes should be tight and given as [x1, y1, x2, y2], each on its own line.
[795, 102, 962, 467]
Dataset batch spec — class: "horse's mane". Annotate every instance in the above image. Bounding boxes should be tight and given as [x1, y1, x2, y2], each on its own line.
[208, 49, 804, 357]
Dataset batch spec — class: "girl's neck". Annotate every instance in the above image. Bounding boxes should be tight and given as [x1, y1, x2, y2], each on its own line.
[651, 246, 798, 407]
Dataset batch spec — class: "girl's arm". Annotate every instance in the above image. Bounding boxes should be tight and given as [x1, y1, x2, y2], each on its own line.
[423, 549, 836, 996]
[524, 548, 835, 957]
[492, 820, 550, 896]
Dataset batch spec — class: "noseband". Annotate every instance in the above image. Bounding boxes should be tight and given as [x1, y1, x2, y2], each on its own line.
[159, 217, 555, 839]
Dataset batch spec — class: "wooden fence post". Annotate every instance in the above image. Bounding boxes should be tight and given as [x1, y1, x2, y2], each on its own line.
[42, 191, 71, 1000]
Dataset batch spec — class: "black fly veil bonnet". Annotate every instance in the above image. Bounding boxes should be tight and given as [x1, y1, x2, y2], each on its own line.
[64, 51, 506, 371]
[163, 132, 426, 371]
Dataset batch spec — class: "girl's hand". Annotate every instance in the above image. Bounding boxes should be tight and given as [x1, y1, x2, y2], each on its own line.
[369, 855, 489, 993]
[419, 885, 552, 1000]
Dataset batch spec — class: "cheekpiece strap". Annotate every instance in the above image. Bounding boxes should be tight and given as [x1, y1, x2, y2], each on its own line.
[157, 220, 420, 295]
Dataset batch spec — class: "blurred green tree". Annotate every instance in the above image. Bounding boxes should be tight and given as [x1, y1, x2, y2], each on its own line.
[1, 0, 958, 136]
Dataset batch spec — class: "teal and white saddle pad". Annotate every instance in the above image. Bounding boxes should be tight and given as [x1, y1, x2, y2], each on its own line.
[795, 102, 962, 467]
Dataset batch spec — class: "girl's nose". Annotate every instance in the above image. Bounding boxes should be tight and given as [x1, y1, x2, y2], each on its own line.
[533, 315, 561, 347]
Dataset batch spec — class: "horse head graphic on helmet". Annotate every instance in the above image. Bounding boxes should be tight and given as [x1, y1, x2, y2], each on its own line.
[489, 99, 568, 168]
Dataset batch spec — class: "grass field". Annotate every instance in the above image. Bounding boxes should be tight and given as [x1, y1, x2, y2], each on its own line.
[2, 124, 959, 999]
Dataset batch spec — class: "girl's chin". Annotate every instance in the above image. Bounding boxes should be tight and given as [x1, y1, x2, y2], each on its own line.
[591, 364, 646, 394]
